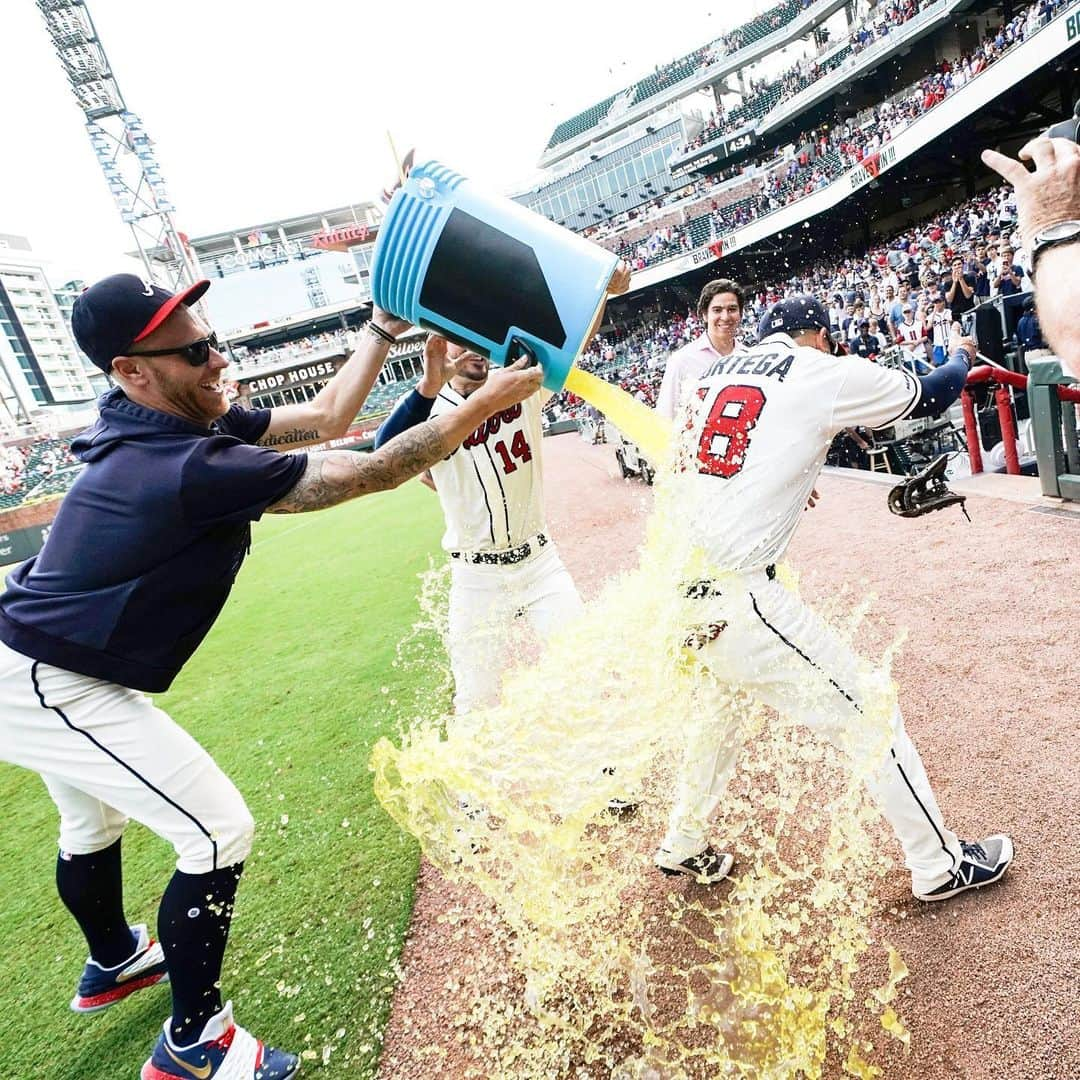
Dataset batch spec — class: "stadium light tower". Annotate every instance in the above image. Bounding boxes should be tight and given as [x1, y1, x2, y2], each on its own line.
[36, 0, 202, 292]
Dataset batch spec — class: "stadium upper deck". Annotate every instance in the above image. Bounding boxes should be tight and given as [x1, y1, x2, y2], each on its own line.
[538, 0, 848, 165]
[559, 0, 1080, 296]
[519, 0, 940, 233]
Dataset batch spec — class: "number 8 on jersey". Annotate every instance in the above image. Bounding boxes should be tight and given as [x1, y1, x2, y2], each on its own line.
[693, 385, 767, 478]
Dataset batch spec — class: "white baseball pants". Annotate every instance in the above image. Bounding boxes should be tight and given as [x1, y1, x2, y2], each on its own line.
[663, 571, 964, 894]
[0, 641, 253, 873]
[447, 543, 584, 714]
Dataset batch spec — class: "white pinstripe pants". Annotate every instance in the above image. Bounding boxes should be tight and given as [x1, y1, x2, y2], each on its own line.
[447, 543, 583, 715]
[663, 573, 964, 893]
[0, 641, 252, 873]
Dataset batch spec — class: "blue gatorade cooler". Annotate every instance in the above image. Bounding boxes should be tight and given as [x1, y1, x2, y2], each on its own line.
[370, 160, 620, 392]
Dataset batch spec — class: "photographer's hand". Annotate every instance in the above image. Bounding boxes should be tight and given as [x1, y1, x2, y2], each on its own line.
[981, 137, 1080, 241]
[982, 137, 1080, 376]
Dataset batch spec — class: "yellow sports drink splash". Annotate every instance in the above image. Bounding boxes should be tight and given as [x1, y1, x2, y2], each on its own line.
[369, 168, 909, 1075]
[370, 469, 912, 1078]
[564, 367, 672, 463]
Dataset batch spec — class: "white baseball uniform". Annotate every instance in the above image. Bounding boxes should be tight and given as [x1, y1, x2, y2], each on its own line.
[929, 306, 953, 362]
[427, 387, 583, 714]
[662, 332, 965, 894]
[655, 333, 746, 421]
[0, 640, 253, 874]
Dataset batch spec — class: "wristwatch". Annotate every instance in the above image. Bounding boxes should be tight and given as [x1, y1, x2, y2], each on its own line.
[1031, 220, 1080, 273]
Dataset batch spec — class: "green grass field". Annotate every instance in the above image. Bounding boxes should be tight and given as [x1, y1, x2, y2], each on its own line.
[0, 484, 445, 1079]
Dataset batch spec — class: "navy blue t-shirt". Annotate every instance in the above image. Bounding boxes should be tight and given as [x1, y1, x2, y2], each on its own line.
[0, 389, 307, 692]
[997, 265, 1025, 297]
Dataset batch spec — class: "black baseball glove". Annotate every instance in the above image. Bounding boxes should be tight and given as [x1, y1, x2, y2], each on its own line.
[887, 454, 970, 520]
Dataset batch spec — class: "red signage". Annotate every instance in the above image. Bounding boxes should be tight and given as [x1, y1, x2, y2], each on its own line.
[310, 224, 370, 250]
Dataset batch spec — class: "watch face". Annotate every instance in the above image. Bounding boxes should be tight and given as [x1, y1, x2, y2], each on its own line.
[1041, 221, 1080, 242]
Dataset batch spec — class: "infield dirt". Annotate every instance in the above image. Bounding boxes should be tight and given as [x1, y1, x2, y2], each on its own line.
[378, 434, 1078, 1080]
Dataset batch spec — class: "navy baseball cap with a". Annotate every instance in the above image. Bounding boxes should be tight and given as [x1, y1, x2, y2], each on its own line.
[757, 294, 843, 354]
[72, 273, 211, 374]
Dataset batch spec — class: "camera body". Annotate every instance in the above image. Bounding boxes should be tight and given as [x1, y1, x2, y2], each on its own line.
[1045, 99, 1080, 142]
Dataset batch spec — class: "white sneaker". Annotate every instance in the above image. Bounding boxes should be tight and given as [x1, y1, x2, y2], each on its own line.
[655, 845, 734, 883]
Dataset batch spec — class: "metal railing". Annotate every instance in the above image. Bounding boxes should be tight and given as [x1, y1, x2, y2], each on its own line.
[1028, 358, 1080, 500]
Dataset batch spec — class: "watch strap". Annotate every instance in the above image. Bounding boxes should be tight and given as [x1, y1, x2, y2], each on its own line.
[1032, 220, 1080, 271]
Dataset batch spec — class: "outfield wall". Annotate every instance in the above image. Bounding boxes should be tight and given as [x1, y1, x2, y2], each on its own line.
[0, 515, 55, 562]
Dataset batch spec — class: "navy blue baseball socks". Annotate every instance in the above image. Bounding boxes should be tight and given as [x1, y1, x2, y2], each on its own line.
[70, 923, 169, 1013]
[141, 1002, 300, 1080]
[914, 835, 1014, 901]
[655, 845, 735, 883]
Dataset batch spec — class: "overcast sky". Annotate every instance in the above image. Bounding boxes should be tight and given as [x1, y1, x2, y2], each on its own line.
[1, 0, 759, 285]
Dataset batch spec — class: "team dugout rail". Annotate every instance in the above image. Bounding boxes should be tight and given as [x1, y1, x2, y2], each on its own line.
[1028, 359, 1080, 501]
[961, 361, 1080, 499]
[961, 364, 1028, 476]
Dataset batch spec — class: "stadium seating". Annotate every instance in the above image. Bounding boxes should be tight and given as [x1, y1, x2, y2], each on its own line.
[630, 53, 709, 107]
[605, 0, 1065, 276]
[724, 84, 784, 131]
[0, 436, 83, 511]
[358, 375, 420, 418]
[545, 95, 619, 150]
[544, 0, 817, 150]
[725, 0, 805, 51]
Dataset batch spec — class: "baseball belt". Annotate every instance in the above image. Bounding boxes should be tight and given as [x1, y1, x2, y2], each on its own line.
[451, 533, 549, 566]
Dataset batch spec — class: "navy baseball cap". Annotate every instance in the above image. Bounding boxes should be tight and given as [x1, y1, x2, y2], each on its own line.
[72, 273, 211, 374]
[758, 295, 841, 353]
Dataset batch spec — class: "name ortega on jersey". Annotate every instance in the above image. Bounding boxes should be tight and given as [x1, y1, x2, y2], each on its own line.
[460, 404, 524, 450]
[703, 350, 794, 382]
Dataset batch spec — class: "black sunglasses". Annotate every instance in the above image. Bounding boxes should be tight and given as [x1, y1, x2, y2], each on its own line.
[128, 331, 221, 366]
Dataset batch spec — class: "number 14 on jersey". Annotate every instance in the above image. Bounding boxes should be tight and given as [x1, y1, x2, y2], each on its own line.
[493, 430, 533, 474]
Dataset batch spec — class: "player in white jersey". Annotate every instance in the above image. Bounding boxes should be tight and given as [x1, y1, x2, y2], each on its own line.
[376, 263, 631, 716]
[894, 303, 930, 373]
[655, 295, 1014, 903]
[655, 279, 747, 421]
[928, 294, 954, 366]
[375, 336, 583, 715]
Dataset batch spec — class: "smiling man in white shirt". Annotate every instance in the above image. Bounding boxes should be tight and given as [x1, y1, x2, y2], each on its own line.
[655, 279, 747, 421]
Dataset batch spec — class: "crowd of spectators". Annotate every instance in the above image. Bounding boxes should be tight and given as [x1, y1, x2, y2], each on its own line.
[636, 0, 820, 107]
[682, 0, 926, 157]
[607, 0, 1069, 277]
[229, 324, 428, 375]
[0, 177, 1045, 511]
[230, 329, 349, 372]
[0, 436, 81, 507]
[551, 176, 1037, 427]
[719, 0, 816, 55]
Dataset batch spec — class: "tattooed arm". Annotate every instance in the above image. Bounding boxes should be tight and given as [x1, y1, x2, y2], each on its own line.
[256, 307, 411, 451]
[267, 425, 449, 512]
[268, 360, 543, 513]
